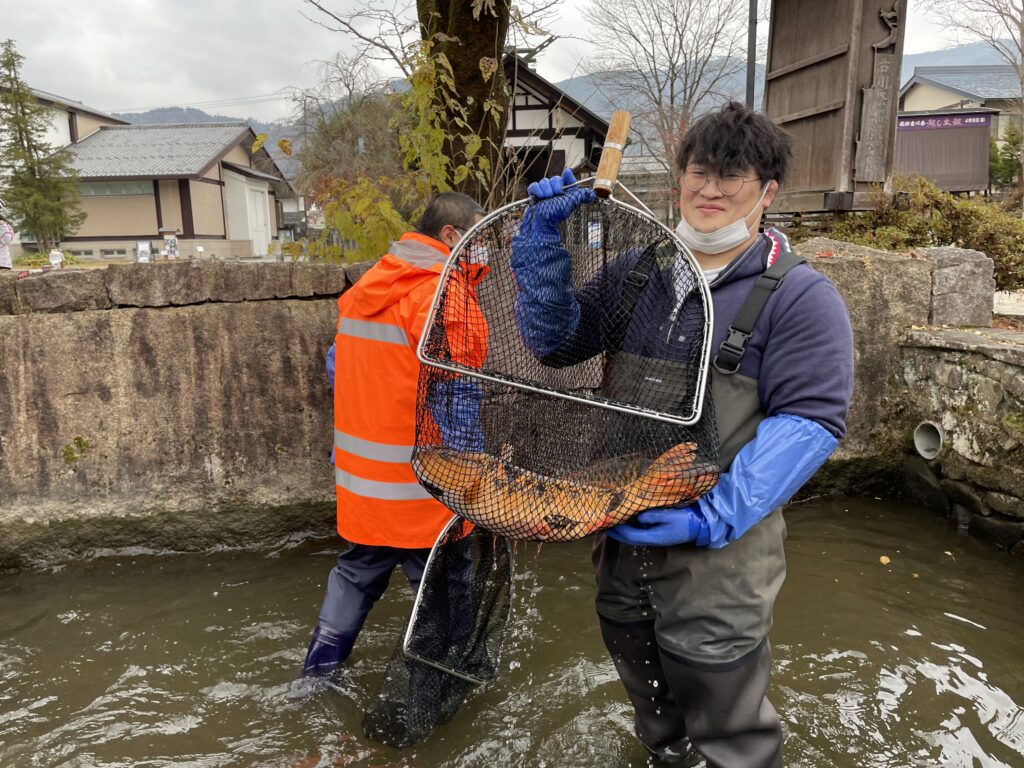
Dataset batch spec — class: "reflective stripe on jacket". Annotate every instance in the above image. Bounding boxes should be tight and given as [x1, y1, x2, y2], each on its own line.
[333, 231, 488, 548]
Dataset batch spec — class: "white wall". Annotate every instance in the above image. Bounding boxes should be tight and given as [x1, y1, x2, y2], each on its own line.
[223, 168, 272, 255]
[503, 134, 588, 169]
[281, 196, 305, 213]
[223, 170, 251, 242]
[902, 82, 978, 112]
[42, 106, 72, 148]
[504, 83, 590, 169]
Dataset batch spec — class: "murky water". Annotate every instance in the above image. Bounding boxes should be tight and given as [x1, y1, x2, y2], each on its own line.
[1, 497, 1022, 768]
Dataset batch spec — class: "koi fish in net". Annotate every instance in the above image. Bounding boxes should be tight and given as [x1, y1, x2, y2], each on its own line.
[412, 442, 718, 542]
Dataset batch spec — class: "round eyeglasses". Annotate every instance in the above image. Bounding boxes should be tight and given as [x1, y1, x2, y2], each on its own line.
[682, 170, 761, 197]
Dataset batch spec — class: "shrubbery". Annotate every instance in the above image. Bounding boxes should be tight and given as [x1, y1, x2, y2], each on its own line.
[280, 240, 305, 261]
[785, 176, 1024, 291]
[12, 250, 81, 268]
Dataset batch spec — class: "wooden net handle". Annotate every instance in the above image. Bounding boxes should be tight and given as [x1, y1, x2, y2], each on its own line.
[593, 111, 631, 199]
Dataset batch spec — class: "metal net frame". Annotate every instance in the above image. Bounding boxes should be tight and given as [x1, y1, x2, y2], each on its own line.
[413, 190, 720, 543]
[366, 517, 512, 748]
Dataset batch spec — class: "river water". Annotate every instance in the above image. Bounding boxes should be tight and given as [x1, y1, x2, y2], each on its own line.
[1, 497, 1022, 768]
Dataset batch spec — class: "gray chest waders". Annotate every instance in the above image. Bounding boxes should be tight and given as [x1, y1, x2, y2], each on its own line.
[594, 233, 803, 768]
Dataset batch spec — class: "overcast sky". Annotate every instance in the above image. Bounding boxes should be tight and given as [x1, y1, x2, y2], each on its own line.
[4, 0, 952, 123]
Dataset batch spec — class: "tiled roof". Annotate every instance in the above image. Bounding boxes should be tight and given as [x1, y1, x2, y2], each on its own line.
[29, 88, 127, 123]
[223, 160, 281, 181]
[67, 123, 250, 178]
[907, 65, 1021, 100]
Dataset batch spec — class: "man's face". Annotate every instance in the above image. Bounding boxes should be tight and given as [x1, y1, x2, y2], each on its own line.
[678, 163, 776, 234]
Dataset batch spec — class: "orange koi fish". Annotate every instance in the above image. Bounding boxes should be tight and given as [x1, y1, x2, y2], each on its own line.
[412, 443, 718, 542]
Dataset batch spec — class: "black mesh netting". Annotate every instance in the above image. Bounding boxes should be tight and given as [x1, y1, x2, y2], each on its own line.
[412, 194, 720, 542]
[363, 517, 512, 748]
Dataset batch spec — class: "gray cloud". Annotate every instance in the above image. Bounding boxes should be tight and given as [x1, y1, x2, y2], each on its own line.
[7, 0, 356, 122]
[4, 0, 947, 124]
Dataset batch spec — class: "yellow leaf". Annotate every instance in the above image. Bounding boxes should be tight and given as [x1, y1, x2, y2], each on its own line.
[435, 52, 454, 77]
[251, 133, 268, 154]
[277, 138, 292, 157]
[479, 56, 499, 83]
[879, 555, 891, 565]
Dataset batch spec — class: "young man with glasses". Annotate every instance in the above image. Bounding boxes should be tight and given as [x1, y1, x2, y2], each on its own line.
[511, 102, 854, 766]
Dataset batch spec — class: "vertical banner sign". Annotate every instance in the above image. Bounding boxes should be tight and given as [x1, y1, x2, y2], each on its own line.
[855, 54, 897, 182]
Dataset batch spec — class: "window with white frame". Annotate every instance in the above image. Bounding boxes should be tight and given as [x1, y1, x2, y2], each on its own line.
[80, 181, 153, 196]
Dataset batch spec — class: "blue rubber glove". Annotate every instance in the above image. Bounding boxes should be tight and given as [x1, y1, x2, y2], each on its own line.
[692, 414, 838, 547]
[605, 505, 704, 546]
[527, 167, 576, 199]
[519, 169, 595, 240]
[426, 378, 485, 451]
[327, 340, 337, 463]
[606, 413, 839, 548]
[326, 341, 336, 392]
[511, 170, 595, 357]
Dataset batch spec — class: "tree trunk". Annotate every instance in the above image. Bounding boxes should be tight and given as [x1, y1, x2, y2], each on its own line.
[417, 0, 510, 201]
[1019, 18, 1023, 219]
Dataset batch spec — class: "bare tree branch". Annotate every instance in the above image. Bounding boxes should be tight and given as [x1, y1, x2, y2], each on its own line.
[582, 0, 747, 176]
[301, 0, 419, 76]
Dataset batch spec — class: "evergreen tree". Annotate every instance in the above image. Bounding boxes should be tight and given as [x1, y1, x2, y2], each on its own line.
[0, 39, 85, 251]
[995, 124, 1024, 193]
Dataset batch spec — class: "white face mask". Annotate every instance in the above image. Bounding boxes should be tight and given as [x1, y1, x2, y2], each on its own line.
[451, 227, 489, 265]
[467, 242, 489, 266]
[675, 183, 770, 255]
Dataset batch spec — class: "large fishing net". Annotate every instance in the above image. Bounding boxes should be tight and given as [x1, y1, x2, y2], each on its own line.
[363, 517, 512, 748]
[412, 191, 720, 543]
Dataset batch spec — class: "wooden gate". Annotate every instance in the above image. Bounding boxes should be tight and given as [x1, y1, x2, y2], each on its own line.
[764, 0, 907, 212]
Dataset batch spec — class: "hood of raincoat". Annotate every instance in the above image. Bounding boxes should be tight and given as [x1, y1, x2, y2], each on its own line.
[348, 231, 488, 317]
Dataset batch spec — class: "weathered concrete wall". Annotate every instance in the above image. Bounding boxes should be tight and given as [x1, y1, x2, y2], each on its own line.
[899, 328, 1024, 555]
[0, 262, 371, 568]
[793, 238, 931, 463]
[913, 246, 995, 327]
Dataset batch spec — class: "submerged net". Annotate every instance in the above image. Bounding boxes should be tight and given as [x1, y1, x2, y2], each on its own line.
[413, 193, 720, 542]
[363, 517, 512, 747]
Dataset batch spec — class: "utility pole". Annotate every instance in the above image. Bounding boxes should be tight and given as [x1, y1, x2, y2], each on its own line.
[746, 0, 757, 108]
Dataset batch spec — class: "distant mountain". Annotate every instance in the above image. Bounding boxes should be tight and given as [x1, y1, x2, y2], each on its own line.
[113, 106, 300, 179]
[554, 40, 1010, 129]
[112, 106, 282, 136]
[556, 59, 765, 124]
[901, 39, 1006, 85]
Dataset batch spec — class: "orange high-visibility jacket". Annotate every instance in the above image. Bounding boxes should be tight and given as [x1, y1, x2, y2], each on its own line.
[333, 232, 488, 548]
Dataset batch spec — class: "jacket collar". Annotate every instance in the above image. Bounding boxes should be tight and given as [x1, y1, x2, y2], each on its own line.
[388, 231, 450, 269]
[708, 232, 773, 288]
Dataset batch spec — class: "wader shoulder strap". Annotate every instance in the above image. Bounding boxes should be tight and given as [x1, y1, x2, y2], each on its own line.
[713, 233, 806, 375]
[606, 241, 661, 354]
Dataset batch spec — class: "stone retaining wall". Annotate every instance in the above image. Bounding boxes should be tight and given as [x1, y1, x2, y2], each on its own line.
[792, 238, 1024, 558]
[900, 328, 1024, 554]
[0, 261, 371, 569]
[1, 242, 1020, 568]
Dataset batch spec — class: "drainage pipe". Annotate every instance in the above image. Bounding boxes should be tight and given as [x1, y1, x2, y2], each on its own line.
[913, 421, 944, 461]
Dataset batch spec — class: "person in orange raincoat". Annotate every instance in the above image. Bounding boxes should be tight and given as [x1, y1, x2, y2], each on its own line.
[303, 192, 488, 675]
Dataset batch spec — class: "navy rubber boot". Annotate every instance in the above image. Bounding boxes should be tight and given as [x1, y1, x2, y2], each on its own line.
[302, 625, 356, 676]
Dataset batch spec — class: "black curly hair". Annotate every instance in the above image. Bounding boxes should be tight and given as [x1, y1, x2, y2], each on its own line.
[675, 101, 793, 184]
